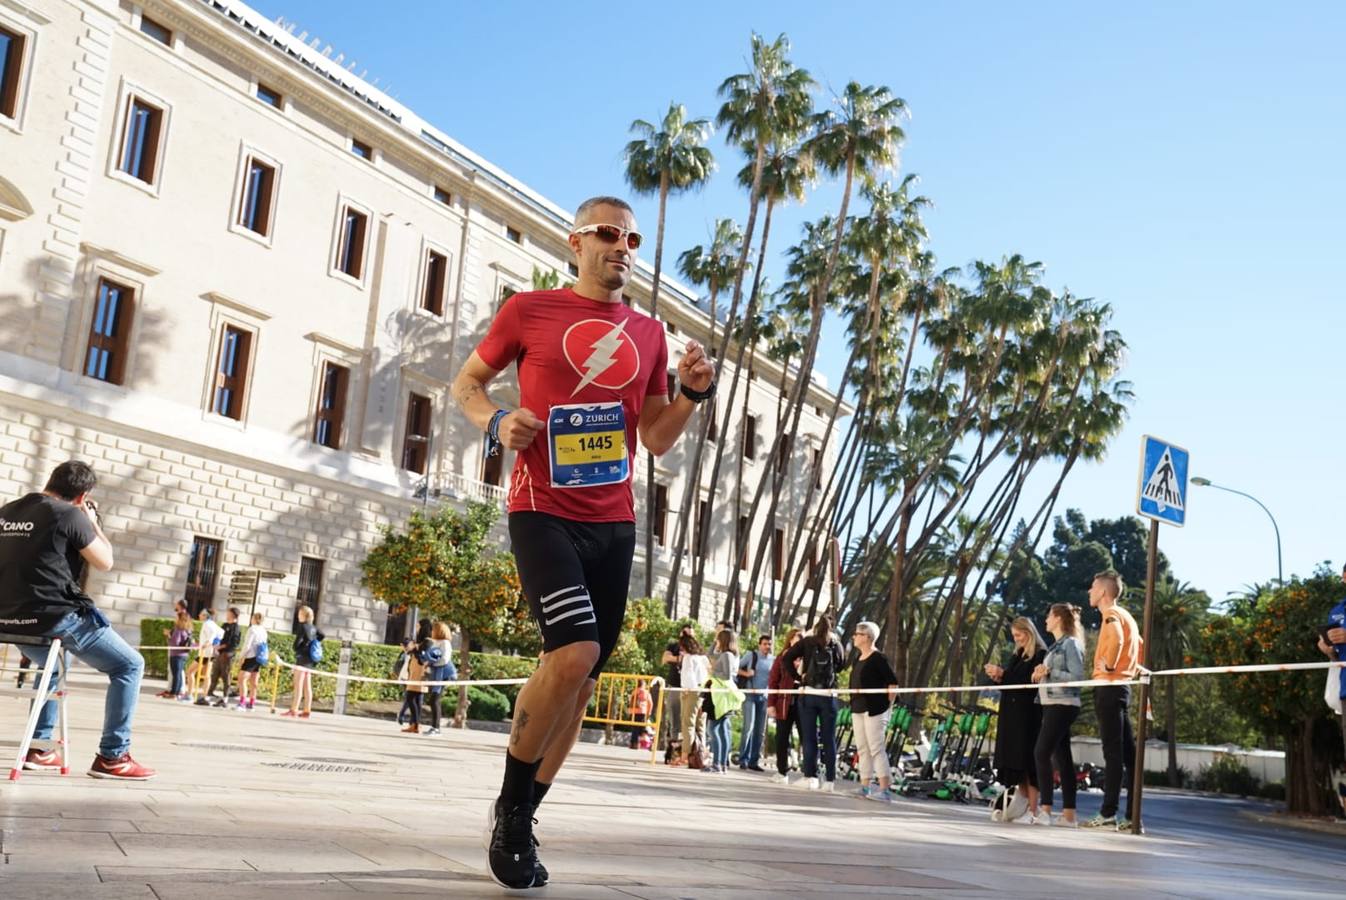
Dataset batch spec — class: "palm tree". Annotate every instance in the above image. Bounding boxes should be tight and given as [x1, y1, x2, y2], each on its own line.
[677, 218, 745, 352]
[662, 33, 814, 617]
[624, 102, 715, 597]
[737, 81, 908, 626]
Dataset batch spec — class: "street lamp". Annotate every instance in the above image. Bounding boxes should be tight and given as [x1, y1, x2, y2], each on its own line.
[1189, 476, 1283, 584]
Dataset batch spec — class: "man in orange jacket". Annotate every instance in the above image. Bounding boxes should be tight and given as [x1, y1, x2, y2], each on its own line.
[1083, 569, 1141, 830]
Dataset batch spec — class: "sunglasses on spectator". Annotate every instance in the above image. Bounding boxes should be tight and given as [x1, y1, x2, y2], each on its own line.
[572, 223, 643, 250]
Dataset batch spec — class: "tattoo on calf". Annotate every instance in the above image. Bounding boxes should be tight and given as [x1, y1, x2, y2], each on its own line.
[510, 709, 530, 746]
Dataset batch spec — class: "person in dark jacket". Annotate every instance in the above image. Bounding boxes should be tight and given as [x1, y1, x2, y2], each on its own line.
[206, 606, 241, 704]
[985, 616, 1048, 820]
[282, 605, 323, 718]
[777, 615, 848, 791]
[768, 628, 804, 783]
[848, 621, 901, 802]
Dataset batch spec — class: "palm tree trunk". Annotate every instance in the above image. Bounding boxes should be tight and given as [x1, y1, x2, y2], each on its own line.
[663, 144, 765, 617]
[453, 629, 472, 728]
[725, 340, 757, 627]
[644, 174, 671, 599]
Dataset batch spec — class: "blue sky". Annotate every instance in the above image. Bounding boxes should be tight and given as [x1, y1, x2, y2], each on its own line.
[255, 1, 1346, 601]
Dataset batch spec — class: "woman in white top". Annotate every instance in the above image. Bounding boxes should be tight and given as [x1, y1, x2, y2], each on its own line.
[678, 634, 709, 763]
[236, 612, 267, 711]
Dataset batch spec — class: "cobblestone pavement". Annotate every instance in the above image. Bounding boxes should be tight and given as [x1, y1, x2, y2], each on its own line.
[1, 673, 1341, 898]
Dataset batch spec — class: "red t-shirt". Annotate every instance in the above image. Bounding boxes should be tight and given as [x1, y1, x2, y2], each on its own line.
[474, 288, 668, 523]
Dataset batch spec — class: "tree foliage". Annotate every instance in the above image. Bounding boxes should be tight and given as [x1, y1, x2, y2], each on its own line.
[1202, 570, 1344, 814]
[360, 502, 532, 725]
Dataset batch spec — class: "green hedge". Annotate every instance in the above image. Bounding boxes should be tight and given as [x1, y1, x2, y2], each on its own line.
[138, 617, 537, 709]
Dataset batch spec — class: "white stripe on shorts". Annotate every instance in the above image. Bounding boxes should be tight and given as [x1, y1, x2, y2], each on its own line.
[544, 604, 597, 626]
[540, 585, 587, 611]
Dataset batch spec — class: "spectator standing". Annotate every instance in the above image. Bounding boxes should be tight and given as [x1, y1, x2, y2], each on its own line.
[768, 628, 805, 783]
[398, 638, 428, 734]
[661, 623, 694, 762]
[164, 609, 193, 700]
[848, 621, 901, 802]
[736, 634, 774, 772]
[283, 605, 323, 719]
[985, 616, 1047, 820]
[192, 609, 223, 704]
[1084, 570, 1141, 830]
[423, 621, 457, 735]
[206, 606, 241, 705]
[236, 611, 268, 711]
[778, 616, 847, 791]
[1032, 603, 1087, 826]
[1317, 562, 1346, 754]
[678, 634, 710, 764]
[628, 678, 653, 749]
[705, 630, 742, 773]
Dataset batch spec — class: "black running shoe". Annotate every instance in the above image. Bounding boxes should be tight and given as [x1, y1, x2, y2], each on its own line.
[485, 798, 538, 889]
[530, 814, 548, 887]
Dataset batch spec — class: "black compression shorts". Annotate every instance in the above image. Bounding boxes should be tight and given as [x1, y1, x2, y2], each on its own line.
[508, 511, 635, 681]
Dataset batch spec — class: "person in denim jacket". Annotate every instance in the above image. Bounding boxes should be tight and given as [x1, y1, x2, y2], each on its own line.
[1030, 603, 1086, 826]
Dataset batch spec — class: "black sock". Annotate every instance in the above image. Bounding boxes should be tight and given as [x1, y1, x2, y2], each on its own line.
[532, 779, 552, 808]
[500, 752, 540, 808]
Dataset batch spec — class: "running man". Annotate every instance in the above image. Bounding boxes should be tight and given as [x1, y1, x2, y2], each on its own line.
[452, 195, 714, 890]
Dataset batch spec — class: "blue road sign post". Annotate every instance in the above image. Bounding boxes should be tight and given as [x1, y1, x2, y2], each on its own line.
[1129, 434, 1191, 835]
[1137, 435, 1189, 527]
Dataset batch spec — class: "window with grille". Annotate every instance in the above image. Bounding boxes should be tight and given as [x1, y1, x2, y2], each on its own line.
[83, 278, 134, 385]
[294, 556, 324, 628]
[184, 537, 221, 616]
[0, 25, 25, 120]
[212, 325, 252, 420]
[313, 362, 349, 449]
[402, 391, 431, 474]
[118, 96, 165, 185]
[336, 205, 368, 278]
[694, 500, 711, 558]
[422, 250, 448, 316]
[653, 483, 669, 547]
[744, 415, 757, 460]
[238, 156, 276, 236]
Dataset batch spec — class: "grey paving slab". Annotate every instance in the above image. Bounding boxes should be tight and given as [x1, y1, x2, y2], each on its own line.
[2, 671, 1343, 899]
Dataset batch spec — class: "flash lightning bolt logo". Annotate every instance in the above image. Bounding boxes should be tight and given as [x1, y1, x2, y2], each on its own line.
[571, 319, 630, 396]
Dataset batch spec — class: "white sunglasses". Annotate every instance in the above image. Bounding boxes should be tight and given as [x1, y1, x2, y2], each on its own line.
[571, 223, 643, 250]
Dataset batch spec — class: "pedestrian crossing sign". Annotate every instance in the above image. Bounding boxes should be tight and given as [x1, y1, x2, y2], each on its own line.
[1137, 435, 1189, 527]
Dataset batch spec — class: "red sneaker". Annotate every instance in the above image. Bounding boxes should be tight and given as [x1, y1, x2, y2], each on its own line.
[23, 748, 63, 770]
[88, 753, 157, 781]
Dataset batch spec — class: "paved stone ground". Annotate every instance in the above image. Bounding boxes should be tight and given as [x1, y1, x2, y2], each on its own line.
[1, 672, 1341, 898]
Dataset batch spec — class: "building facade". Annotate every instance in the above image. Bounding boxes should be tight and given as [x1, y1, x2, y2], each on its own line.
[0, 0, 843, 643]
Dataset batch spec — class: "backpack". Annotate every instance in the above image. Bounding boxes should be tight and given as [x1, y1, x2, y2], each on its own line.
[255, 641, 270, 667]
[735, 651, 759, 690]
[804, 639, 838, 690]
[308, 637, 324, 664]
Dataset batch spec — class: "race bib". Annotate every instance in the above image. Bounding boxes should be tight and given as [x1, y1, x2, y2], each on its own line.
[548, 402, 629, 488]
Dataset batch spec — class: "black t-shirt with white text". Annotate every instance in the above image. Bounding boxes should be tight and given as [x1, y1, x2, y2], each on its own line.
[0, 493, 98, 633]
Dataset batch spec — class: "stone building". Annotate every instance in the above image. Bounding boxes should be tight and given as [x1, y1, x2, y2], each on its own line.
[0, 0, 842, 643]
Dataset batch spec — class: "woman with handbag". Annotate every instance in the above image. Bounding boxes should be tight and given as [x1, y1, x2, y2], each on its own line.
[282, 605, 323, 719]
[422, 621, 456, 735]
[704, 630, 745, 773]
[985, 616, 1048, 821]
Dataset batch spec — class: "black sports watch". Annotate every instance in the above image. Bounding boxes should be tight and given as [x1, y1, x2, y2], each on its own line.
[680, 381, 716, 404]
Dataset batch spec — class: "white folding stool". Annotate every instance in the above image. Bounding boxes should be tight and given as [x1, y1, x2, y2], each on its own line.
[0, 632, 71, 780]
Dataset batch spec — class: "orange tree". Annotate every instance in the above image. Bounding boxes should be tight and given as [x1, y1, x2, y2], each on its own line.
[361, 502, 534, 727]
[1202, 568, 1343, 815]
